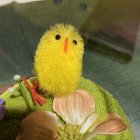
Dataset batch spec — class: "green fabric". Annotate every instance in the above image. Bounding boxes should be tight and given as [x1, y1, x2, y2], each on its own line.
[57, 125, 83, 140]
[0, 77, 134, 140]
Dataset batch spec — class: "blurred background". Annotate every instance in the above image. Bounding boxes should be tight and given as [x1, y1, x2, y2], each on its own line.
[0, 0, 140, 139]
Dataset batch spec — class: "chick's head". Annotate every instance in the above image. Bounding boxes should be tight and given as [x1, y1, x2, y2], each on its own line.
[40, 23, 84, 59]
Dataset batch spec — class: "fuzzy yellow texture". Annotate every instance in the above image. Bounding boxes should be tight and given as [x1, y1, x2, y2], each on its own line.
[34, 24, 84, 96]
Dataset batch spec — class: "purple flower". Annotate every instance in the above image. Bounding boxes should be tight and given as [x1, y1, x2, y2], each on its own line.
[0, 98, 5, 121]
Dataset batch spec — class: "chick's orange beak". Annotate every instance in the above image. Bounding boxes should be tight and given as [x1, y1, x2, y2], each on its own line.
[64, 37, 68, 53]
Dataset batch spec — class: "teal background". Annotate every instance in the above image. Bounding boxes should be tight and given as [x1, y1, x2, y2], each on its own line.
[0, 0, 140, 139]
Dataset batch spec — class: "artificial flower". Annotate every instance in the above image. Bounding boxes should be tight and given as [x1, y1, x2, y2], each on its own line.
[53, 89, 127, 140]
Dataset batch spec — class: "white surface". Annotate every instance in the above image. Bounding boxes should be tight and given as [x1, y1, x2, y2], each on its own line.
[0, 0, 42, 6]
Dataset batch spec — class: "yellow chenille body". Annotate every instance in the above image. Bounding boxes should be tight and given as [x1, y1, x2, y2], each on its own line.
[34, 24, 84, 96]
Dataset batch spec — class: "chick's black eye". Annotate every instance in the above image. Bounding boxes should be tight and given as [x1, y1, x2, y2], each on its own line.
[55, 34, 61, 40]
[73, 40, 77, 45]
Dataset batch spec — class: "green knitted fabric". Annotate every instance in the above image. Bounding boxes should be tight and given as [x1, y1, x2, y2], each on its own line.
[57, 125, 83, 140]
[0, 77, 134, 140]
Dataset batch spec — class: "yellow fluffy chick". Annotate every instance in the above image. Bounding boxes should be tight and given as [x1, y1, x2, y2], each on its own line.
[34, 23, 84, 96]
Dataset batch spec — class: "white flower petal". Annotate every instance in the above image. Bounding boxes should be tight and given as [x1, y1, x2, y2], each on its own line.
[45, 111, 58, 124]
[16, 110, 58, 140]
[53, 89, 95, 125]
[80, 113, 98, 133]
[94, 113, 128, 135]
[53, 97, 72, 123]
[85, 113, 128, 140]
[13, 75, 21, 81]
[7, 87, 15, 94]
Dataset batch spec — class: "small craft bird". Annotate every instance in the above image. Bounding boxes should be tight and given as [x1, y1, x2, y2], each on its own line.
[34, 23, 84, 96]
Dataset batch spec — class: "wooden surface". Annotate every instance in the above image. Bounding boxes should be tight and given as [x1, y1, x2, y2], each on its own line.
[0, 83, 14, 94]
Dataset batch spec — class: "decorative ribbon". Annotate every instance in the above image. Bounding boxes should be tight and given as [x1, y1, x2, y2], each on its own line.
[21, 77, 46, 106]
